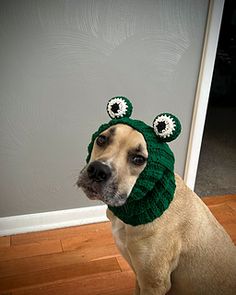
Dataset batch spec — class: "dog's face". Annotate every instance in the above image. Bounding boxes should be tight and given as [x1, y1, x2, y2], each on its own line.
[77, 124, 148, 207]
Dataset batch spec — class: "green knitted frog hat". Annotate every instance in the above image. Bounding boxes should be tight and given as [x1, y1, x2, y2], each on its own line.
[86, 96, 181, 226]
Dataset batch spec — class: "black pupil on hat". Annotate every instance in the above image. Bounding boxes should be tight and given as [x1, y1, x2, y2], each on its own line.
[111, 103, 120, 113]
[157, 121, 166, 133]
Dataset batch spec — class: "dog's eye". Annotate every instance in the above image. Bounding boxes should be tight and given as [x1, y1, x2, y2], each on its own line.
[131, 155, 146, 166]
[96, 135, 107, 147]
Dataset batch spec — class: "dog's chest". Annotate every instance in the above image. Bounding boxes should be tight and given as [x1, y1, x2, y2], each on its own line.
[110, 216, 129, 259]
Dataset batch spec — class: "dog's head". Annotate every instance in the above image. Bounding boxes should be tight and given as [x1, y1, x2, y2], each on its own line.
[77, 96, 181, 207]
[78, 123, 148, 206]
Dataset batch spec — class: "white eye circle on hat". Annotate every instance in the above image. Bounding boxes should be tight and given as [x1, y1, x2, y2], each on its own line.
[107, 97, 131, 119]
[153, 114, 176, 140]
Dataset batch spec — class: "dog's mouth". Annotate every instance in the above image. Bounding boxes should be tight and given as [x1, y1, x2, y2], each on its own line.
[77, 169, 128, 207]
[80, 185, 101, 200]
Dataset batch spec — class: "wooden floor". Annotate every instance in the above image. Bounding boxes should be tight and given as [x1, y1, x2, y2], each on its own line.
[0, 195, 235, 295]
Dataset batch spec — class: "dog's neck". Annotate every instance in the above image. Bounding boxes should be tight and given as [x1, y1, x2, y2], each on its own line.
[108, 169, 176, 226]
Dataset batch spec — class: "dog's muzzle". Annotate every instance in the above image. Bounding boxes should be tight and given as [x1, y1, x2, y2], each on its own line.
[77, 160, 128, 207]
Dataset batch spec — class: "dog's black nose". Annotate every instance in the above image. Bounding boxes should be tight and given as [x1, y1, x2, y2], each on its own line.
[87, 161, 111, 182]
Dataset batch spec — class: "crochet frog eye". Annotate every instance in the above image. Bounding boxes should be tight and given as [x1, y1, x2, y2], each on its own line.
[153, 113, 181, 142]
[107, 96, 133, 119]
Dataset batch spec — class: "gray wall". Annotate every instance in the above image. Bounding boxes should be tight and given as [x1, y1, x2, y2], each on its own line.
[0, 0, 209, 217]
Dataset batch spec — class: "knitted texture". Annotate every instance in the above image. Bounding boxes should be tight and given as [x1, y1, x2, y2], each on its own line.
[86, 117, 176, 226]
[153, 113, 181, 142]
[107, 96, 133, 119]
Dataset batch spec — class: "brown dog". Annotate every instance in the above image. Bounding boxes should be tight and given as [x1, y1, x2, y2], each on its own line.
[78, 123, 236, 295]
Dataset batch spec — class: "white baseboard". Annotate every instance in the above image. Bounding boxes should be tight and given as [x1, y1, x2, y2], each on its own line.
[0, 205, 108, 236]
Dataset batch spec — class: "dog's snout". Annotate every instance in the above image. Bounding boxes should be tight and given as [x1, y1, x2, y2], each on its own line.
[87, 161, 111, 182]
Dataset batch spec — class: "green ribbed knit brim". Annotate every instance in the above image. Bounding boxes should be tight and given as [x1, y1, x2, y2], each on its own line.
[110, 169, 175, 225]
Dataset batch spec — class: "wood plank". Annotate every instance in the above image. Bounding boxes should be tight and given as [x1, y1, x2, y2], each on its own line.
[116, 256, 132, 272]
[202, 195, 236, 206]
[0, 240, 62, 262]
[0, 236, 10, 248]
[0, 250, 78, 278]
[12, 271, 135, 295]
[0, 243, 119, 278]
[227, 200, 236, 212]
[11, 222, 111, 246]
[62, 240, 120, 262]
[0, 257, 120, 293]
[61, 231, 114, 252]
[207, 203, 236, 225]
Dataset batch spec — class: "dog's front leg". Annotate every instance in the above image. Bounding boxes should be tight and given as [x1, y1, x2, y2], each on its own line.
[128, 237, 181, 295]
[137, 269, 172, 295]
